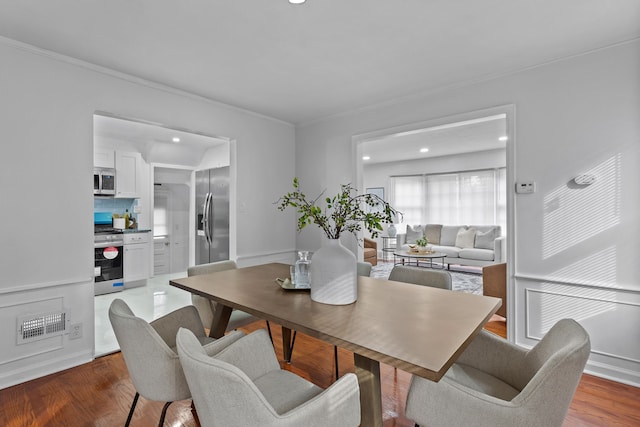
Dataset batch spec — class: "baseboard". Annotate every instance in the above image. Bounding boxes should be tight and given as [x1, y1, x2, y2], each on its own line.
[585, 360, 640, 388]
[0, 350, 93, 390]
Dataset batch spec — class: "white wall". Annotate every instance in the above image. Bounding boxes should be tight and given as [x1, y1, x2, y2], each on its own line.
[296, 40, 640, 386]
[0, 39, 296, 388]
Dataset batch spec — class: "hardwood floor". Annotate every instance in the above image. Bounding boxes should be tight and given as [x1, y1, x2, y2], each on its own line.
[1, 317, 638, 426]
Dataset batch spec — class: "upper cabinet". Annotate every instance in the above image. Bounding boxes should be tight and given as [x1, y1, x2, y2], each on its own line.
[94, 148, 115, 169]
[115, 151, 142, 198]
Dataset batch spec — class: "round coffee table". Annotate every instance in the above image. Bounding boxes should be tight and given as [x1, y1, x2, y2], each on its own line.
[393, 250, 448, 269]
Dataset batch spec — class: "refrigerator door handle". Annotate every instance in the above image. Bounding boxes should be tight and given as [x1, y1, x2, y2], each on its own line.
[207, 192, 213, 245]
[209, 192, 215, 242]
[203, 192, 212, 246]
[200, 195, 208, 239]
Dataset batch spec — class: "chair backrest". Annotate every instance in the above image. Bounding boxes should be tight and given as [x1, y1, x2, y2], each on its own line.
[357, 261, 372, 277]
[177, 328, 281, 426]
[512, 319, 590, 422]
[388, 265, 452, 290]
[188, 260, 238, 327]
[108, 298, 192, 402]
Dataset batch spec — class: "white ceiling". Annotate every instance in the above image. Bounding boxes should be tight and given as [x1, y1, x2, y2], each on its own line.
[361, 114, 507, 165]
[1, 1, 638, 125]
[94, 113, 227, 166]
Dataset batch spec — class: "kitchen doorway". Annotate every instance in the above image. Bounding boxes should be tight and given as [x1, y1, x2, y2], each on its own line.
[93, 112, 235, 355]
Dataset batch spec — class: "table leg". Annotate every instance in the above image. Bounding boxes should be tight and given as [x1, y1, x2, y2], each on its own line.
[208, 304, 232, 338]
[354, 353, 382, 427]
[282, 326, 293, 363]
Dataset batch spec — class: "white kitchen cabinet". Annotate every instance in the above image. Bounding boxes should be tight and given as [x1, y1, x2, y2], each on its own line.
[124, 232, 150, 288]
[153, 236, 171, 275]
[94, 148, 115, 168]
[115, 151, 142, 198]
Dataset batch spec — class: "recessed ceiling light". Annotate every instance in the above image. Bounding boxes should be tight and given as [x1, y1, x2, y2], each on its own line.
[289, 0, 306, 4]
[362, 156, 371, 161]
[172, 137, 181, 143]
[420, 148, 429, 153]
[499, 136, 508, 141]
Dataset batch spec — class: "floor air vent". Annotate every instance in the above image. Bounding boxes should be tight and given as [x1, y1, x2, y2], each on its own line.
[17, 311, 67, 344]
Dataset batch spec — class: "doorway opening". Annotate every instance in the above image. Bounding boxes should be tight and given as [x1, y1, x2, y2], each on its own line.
[93, 112, 233, 356]
[352, 105, 515, 335]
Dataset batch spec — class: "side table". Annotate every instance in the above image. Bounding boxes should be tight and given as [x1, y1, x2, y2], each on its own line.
[381, 235, 397, 262]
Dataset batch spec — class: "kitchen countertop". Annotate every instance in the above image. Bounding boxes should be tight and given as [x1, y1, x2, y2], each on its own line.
[121, 229, 152, 233]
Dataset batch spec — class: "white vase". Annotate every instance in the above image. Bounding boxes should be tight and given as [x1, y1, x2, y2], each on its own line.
[388, 224, 397, 237]
[310, 237, 357, 305]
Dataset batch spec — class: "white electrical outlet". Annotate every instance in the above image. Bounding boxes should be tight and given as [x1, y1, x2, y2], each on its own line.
[69, 323, 82, 340]
[516, 182, 536, 194]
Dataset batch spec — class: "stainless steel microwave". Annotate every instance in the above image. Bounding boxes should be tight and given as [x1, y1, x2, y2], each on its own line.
[94, 168, 116, 196]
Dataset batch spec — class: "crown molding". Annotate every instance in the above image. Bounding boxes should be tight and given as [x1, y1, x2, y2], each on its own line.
[299, 37, 640, 128]
[0, 35, 294, 128]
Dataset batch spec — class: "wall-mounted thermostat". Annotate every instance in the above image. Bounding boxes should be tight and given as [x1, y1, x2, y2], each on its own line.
[516, 182, 536, 194]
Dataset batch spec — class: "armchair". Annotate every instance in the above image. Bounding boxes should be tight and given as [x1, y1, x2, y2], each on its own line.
[405, 319, 590, 427]
[188, 260, 263, 331]
[363, 237, 378, 266]
[108, 298, 245, 427]
[176, 328, 361, 427]
[482, 262, 506, 318]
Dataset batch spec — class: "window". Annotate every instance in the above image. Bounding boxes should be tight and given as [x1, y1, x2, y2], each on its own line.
[388, 176, 424, 229]
[390, 168, 506, 231]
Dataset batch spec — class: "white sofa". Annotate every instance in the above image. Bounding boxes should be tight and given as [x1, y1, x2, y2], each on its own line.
[396, 224, 505, 268]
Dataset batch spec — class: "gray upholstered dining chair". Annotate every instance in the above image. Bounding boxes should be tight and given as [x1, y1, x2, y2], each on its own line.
[388, 265, 452, 290]
[108, 298, 245, 427]
[188, 260, 271, 333]
[357, 260, 372, 277]
[288, 261, 372, 380]
[405, 318, 591, 427]
[176, 327, 361, 427]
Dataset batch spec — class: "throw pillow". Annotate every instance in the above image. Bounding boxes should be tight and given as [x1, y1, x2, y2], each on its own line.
[440, 226, 462, 246]
[475, 229, 496, 250]
[405, 225, 424, 244]
[424, 224, 442, 245]
[455, 228, 476, 249]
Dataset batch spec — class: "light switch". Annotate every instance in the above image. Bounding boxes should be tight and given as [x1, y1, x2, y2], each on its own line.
[516, 182, 536, 194]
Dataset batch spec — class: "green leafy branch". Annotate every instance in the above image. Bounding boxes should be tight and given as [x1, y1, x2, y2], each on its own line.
[276, 177, 402, 240]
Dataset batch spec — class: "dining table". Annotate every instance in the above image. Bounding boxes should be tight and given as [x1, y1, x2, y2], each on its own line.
[170, 262, 501, 427]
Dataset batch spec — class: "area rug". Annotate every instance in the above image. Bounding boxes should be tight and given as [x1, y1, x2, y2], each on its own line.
[371, 262, 483, 295]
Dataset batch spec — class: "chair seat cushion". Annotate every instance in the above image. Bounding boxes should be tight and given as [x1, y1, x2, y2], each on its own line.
[446, 363, 520, 401]
[254, 369, 323, 414]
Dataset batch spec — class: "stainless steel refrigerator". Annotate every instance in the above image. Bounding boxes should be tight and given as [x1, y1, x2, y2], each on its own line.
[196, 167, 230, 265]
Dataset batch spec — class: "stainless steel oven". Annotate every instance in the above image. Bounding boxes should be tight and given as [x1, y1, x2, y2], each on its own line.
[94, 230, 124, 295]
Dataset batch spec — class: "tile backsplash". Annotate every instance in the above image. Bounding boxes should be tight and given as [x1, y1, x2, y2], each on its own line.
[94, 198, 138, 220]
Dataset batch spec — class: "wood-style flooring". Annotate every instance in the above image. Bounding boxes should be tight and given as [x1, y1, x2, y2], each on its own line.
[1, 317, 639, 426]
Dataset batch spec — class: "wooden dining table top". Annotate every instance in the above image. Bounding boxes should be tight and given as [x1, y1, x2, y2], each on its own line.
[170, 262, 501, 381]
